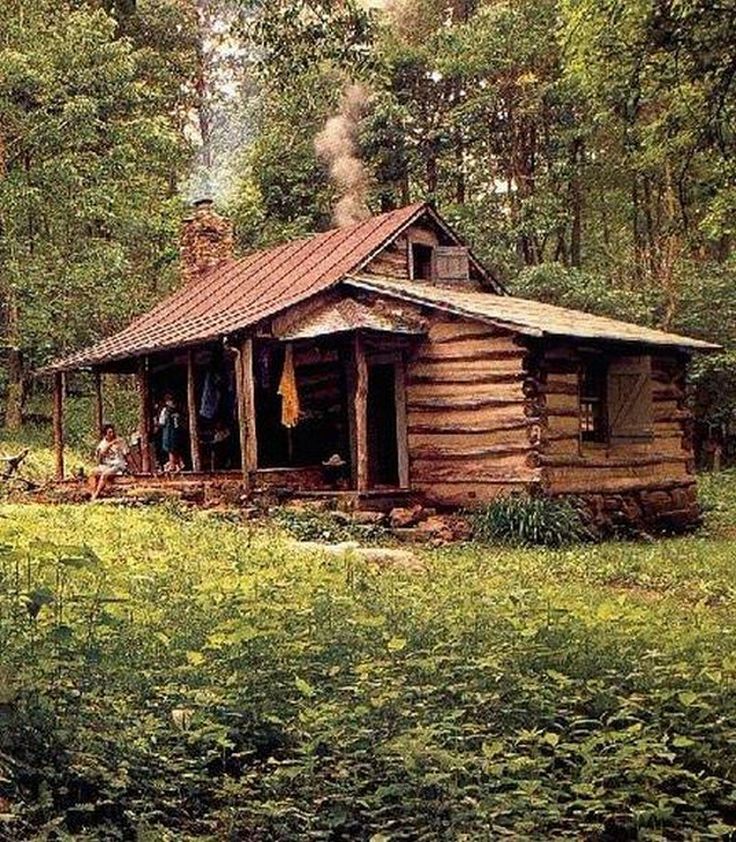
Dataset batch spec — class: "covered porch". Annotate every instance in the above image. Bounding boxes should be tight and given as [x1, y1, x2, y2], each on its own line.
[51, 299, 423, 506]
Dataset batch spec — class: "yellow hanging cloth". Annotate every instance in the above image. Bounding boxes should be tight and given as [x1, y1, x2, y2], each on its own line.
[278, 343, 301, 428]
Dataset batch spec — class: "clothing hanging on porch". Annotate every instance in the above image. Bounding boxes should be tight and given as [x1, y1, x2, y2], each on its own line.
[277, 343, 300, 428]
[199, 370, 221, 420]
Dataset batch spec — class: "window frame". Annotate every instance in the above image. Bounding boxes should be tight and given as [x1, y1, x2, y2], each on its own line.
[409, 242, 435, 281]
[579, 355, 609, 446]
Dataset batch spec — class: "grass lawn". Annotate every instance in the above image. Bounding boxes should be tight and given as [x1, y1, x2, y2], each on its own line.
[1, 473, 736, 838]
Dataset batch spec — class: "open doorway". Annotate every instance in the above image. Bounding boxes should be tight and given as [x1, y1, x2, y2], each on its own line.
[367, 362, 400, 488]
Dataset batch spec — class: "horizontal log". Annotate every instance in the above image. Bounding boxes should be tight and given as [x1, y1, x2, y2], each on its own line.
[413, 466, 540, 483]
[544, 476, 696, 496]
[416, 480, 538, 508]
[544, 392, 577, 411]
[410, 358, 525, 378]
[408, 396, 526, 411]
[537, 453, 690, 469]
[412, 443, 533, 460]
[428, 330, 506, 346]
[416, 348, 526, 364]
[543, 431, 580, 443]
[541, 381, 579, 396]
[408, 418, 533, 435]
[408, 371, 523, 385]
[365, 262, 408, 276]
[543, 407, 580, 419]
[409, 405, 530, 427]
[407, 382, 523, 401]
[654, 408, 691, 423]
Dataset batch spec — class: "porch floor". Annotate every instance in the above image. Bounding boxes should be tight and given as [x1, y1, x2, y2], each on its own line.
[54, 470, 415, 512]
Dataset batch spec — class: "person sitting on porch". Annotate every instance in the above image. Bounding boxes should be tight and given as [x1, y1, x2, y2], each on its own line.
[89, 424, 129, 500]
[158, 392, 185, 473]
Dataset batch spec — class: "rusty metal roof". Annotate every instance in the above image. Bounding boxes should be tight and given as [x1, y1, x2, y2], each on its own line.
[347, 275, 720, 352]
[276, 298, 426, 341]
[48, 203, 430, 371]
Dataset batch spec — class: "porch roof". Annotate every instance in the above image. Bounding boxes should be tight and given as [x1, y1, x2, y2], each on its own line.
[346, 275, 720, 352]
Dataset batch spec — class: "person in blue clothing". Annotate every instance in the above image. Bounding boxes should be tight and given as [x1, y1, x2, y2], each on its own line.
[158, 392, 185, 473]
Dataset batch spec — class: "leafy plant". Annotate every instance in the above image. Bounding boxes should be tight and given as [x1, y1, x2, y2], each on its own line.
[470, 493, 590, 547]
[273, 506, 387, 544]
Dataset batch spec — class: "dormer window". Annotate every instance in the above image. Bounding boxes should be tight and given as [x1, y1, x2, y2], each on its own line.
[436, 246, 470, 283]
[411, 243, 434, 280]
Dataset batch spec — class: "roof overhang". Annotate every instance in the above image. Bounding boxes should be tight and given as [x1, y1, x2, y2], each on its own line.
[345, 275, 721, 353]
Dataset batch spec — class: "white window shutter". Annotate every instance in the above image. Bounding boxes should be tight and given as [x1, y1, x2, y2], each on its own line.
[607, 355, 654, 440]
[435, 246, 469, 282]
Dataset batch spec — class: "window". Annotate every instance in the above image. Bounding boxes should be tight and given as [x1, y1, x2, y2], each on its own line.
[411, 243, 434, 280]
[607, 355, 654, 441]
[579, 354, 654, 445]
[580, 357, 608, 443]
[435, 246, 470, 282]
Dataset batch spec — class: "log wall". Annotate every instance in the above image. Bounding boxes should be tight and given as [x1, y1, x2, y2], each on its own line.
[405, 314, 540, 508]
[533, 343, 699, 530]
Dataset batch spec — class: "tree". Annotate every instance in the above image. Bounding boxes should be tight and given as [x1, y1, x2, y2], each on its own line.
[0, 0, 197, 427]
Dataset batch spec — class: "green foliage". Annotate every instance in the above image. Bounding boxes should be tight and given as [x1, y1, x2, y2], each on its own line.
[2, 490, 736, 837]
[272, 505, 388, 544]
[512, 262, 656, 324]
[471, 493, 590, 547]
[0, 0, 197, 423]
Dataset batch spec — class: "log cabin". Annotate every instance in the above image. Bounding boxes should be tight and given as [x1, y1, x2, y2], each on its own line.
[47, 200, 718, 530]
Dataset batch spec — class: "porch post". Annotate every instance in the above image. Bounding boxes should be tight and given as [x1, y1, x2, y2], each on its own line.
[93, 369, 104, 436]
[353, 333, 369, 492]
[394, 355, 409, 488]
[52, 371, 65, 481]
[137, 356, 152, 474]
[186, 350, 202, 472]
[236, 337, 257, 488]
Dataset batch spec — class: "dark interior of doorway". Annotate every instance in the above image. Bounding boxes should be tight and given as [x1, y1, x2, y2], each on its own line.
[254, 342, 352, 471]
[367, 362, 399, 488]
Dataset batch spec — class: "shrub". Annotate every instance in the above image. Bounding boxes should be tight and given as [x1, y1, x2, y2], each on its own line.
[470, 493, 590, 547]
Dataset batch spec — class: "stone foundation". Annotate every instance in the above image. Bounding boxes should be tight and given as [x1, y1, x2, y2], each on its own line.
[577, 482, 700, 534]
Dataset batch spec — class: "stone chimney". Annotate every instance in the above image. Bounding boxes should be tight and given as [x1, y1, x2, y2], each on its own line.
[180, 198, 234, 283]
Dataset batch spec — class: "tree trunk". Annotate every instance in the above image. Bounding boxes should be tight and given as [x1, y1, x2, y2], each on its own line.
[569, 137, 583, 268]
[4, 290, 24, 430]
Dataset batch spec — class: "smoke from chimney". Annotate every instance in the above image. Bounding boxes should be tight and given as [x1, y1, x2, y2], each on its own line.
[315, 83, 372, 229]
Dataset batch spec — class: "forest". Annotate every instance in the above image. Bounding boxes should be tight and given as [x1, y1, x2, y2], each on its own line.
[1, 0, 735, 450]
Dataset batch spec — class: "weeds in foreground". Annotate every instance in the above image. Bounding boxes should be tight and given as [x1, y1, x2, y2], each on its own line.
[0, 500, 735, 838]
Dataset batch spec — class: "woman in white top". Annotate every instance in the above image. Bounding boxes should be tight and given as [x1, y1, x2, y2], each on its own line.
[89, 424, 129, 500]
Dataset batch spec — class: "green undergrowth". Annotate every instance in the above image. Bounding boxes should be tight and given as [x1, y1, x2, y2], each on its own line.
[272, 506, 389, 544]
[0, 481, 735, 839]
[470, 494, 591, 547]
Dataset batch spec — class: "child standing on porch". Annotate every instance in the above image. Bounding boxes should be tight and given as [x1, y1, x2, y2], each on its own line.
[158, 392, 185, 473]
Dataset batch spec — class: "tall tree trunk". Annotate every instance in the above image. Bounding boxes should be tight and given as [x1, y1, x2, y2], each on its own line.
[569, 137, 583, 267]
[631, 178, 645, 280]
[4, 290, 24, 430]
[642, 175, 658, 277]
[659, 162, 682, 330]
[425, 142, 438, 195]
[454, 126, 465, 204]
